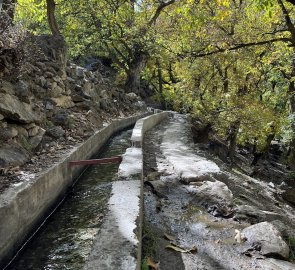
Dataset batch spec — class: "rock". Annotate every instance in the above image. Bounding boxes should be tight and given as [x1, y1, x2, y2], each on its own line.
[87, 110, 103, 128]
[25, 123, 36, 129]
[39, 76, 47, 88]
[282, 189, 295, 206]
[242, 222, 289, 259]
[0, 93, 40, 123]
[0, 81, 15, 95]
[0, 127, 18, 141]
[53, 110, 69, 127]
[46, 126, 65, 139]
[14, 126, 29, 138]
[45, 101, 55, 110]
[187, 180, 233, 204]
[133, 100, 147, 111]
[258, 258, 295, 270]
[76, 66, 85, 78]
[51, 96, 74, 109]
[28, 126, 40, 137]
[270, 220, 290, 238]
[126, 92, 140, 101]
[50, 84, 64, 97]
[15, 80, 30, 102]
[234, 205, 266, 224]
[0, 113, 4, 120]
[71, 94, 84, 102]
[0, 143, 29, 167]
[29, 128, 46, 149]
[100, 99, 109, 110]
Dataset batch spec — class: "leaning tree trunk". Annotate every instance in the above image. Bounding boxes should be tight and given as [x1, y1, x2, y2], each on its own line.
[287, 50, 295, 169]
[125, 53, 148, 95]
[227, 120, 240, 161]
[46, 0, 60, 36]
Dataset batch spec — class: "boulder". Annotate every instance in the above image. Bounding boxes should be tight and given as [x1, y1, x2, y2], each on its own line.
[126, 92, 139, 101]
[0, 113, 4, 120]
[0, 80, 15, 95]
[51, 96, 74, 109]
[234, 205, 283, 224]
[242, 222, 289, 259]
[53, 110, 69, 127]
[46, 126, 65, 139]
[29, 128, 46, 149]
[28, 126, 40, 137]
[13, 125, 29, 138]
[258, 258, 295, 270]
[0, 93, 40, 123]
[0, 143, 29, 167]
[15, 80, 31, 103]
[282, 189, 295, 206]
[0, 127, 18, 141]
[187, 180, 233, 204]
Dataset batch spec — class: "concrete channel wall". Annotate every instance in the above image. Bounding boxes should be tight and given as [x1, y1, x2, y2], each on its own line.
[0, 113, 150, 268]
[84, 111, 169, 270]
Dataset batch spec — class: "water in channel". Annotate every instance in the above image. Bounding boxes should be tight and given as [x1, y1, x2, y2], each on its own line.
[7, 129, 132, 270]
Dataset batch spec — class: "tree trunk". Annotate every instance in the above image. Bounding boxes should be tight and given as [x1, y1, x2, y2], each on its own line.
[287, 50, 295, 168]
[227, 120, 240, 161]
[156, 59, 166, 108]
[46, 0, 60, 36]
[125, 53, 147, 94]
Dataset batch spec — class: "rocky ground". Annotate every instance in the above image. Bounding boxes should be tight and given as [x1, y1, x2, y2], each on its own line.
[0, 35, 147, 193]
[142, 113, 295, 270]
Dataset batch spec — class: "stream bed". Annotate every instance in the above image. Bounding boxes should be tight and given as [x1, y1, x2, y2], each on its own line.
[6, 129, 132, 270]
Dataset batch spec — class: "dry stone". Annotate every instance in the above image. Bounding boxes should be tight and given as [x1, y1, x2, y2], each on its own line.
[282, 188, 295, 206]
[0, 143, 29, 167]
[0, 81, 15, 95]
[28, 126, 40, 137]
[0, 94, 40, 123]
[29, 128, 46, 149]
[242, 222, 289, 259]
[51, 96, 74, 109]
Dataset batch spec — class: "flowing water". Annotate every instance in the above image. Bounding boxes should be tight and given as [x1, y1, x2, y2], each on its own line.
[6, 129, 132, 270]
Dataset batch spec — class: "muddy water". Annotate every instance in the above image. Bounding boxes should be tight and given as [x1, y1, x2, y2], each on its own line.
[6, 129, 132, 270]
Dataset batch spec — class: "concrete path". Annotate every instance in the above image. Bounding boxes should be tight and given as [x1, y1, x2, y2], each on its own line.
[143, 113, 295, 270]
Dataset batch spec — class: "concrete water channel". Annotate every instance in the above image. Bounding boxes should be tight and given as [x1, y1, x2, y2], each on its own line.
[0, 112, 169, 270]
[6, 129, 133, 270]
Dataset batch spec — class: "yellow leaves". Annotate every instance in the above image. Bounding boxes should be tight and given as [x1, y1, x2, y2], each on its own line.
[166, 244, 198, 253]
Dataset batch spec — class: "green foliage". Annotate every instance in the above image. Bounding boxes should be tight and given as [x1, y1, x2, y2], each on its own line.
[14, 0, 295, 159]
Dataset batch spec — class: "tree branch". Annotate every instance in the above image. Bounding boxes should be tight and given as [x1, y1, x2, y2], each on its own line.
[148, 0, 175, 27]
[187, 38, 291, 58]
[277, 0, 295, 43]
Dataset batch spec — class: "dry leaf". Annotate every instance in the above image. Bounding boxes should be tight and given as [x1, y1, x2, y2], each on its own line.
[166, 244, 198, 254]
[215, 239, 221, 244]
[147, 257, 159, 270]
[164, 233, 176, 242]
[234, 229, 246, 243]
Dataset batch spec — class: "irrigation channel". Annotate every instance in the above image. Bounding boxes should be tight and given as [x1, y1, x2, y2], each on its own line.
[6, 129, 133, 270]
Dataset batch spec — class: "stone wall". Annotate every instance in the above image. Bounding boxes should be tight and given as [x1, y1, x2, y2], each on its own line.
[0, 35, 146, 170]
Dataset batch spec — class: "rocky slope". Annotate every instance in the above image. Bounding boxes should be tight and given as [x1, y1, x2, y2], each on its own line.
[0, 35, 146, 192]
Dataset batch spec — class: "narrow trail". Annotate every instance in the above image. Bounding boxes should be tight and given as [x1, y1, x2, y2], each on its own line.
[143, 113, 295, 270]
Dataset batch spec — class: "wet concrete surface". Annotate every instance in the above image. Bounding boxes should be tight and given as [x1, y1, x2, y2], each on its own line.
[142, 113, 295, 269]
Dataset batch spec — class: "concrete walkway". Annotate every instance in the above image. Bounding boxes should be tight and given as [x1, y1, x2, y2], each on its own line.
[143, 113, 295, 270]
[84, 112, 169, 270]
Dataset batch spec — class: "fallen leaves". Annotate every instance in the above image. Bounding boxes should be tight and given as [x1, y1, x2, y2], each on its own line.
[234, 229, 246, 243]
[166, 243, 198, 254]
[164, 233, 176, 242]
[146, 257, 160, 270]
